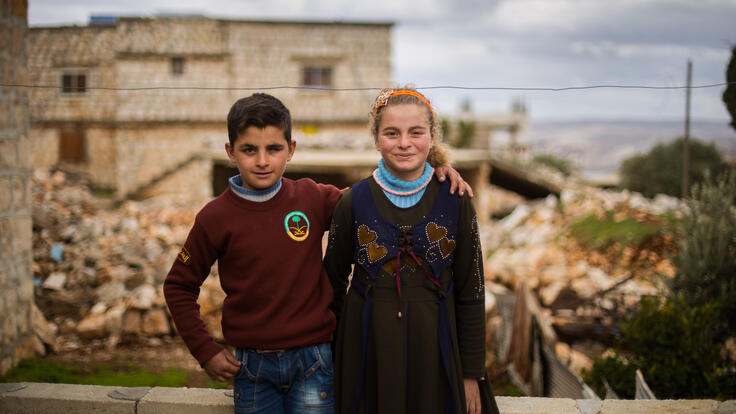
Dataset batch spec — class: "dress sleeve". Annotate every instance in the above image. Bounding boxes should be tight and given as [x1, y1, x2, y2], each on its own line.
[452, 195, 487, 378]
[323, 189, 355, 323]
[163, 218, 224, 366]
[318, 182, 344, 227]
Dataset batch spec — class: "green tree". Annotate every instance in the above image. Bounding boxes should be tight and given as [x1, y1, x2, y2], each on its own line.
[669, 171, 736, 338]
[619, 138, 727, 198]
[723, 46, 736, 130]
[453, 119, 476, 148]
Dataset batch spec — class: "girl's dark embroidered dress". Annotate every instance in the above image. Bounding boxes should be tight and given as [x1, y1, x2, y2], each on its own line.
[325, 176, 487, 414]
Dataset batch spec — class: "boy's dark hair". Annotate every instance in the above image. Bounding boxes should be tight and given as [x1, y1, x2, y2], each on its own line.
[227, 93, 292, 146]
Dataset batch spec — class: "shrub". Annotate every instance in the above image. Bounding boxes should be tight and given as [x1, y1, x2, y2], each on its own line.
[669, 171, 736, 338]
[584, 297, 735, 399]
[619, 138, 727, 198]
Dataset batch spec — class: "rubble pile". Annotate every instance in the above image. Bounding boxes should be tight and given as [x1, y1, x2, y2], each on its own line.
[482, 185, 683, 377]
[31, 171, 224, 354]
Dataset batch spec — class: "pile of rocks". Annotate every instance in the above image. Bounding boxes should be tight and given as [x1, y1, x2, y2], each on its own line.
[30, 171, 224, 354]
[482, 184, 683, 376]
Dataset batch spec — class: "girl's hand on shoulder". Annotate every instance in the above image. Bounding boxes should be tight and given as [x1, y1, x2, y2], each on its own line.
[434, 165, 474, 198]
[463, 378, 481, 414]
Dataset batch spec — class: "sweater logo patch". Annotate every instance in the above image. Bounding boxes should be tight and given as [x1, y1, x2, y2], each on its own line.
[177, 247, 191, 265]
[284, 211, 310, 241]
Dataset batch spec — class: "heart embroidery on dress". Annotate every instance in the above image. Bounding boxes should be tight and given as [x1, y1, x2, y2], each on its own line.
[440, 238, 456, 258]
[426, 222, 447, 243]
[367, 242, 388, 263]
[357, 224, 378, 246]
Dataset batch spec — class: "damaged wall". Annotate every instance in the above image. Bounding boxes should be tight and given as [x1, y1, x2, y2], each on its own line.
[0, 0, 34, 375]
[27, 17, 392, 198]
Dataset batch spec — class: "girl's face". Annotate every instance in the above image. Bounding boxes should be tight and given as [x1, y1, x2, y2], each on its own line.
[374, 103, 435, 181]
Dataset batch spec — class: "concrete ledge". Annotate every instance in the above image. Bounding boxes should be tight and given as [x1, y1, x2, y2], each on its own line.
[138, 386, 232, 414]
[1, 382, 733, 414]
[0, 382, 137, 414]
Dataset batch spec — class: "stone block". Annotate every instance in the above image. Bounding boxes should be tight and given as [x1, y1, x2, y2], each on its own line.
[0, 24, 8, 53]
[0, 100, 10, 128]
[0, 383, 136, 414]
[17, 133, 30, 169]
[12, 215, 31, 254]
[0, 139, 16, 169]
[11, 26, 23, 55]
[601, 399, 719, 414]
[12, 175, 25, 209]
[0, 177, 11, 211]
[142, 308, 171, 336]
[495, 396, 579, 413]
[0, 217, 12, 256]
[122, 309, 142, 335]
[1, 356, 13, 375]
[717, 401, 736, 414]
[14, 334, 36, 360]
[139, 386, 233, 414]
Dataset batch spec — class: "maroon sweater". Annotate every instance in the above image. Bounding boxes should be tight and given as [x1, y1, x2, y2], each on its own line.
[163, 178, 342, 366]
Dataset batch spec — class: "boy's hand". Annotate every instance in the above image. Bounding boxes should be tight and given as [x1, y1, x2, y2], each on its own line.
[203, 349, 242, 382]
[435, 165, 474, 198]
[463, 378, 481, 414]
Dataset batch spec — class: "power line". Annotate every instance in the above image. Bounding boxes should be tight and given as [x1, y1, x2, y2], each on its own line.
[0, 82, 734, 92]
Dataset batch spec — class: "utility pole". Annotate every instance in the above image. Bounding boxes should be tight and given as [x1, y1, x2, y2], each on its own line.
[682, 59, 692, 199]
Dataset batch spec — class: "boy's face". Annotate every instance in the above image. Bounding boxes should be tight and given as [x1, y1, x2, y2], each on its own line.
[225, 125, 296, 191]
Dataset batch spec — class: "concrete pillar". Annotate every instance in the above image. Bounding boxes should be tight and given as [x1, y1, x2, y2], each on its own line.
[0, 0, 34, 375]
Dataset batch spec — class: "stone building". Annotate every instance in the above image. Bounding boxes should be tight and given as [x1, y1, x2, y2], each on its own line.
[1, 0, 34, 375]
[27, 16, 392, 199]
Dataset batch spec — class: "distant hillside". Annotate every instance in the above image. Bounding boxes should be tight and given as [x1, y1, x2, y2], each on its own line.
[526, 119, 736, 182]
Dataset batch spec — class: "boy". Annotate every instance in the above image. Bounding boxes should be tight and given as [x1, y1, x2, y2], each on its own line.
[163, 93, 470, 413]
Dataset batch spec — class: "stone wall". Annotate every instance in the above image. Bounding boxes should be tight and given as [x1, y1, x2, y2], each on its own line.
[0, 0, 34, 375]
[26, 17, 392, 197]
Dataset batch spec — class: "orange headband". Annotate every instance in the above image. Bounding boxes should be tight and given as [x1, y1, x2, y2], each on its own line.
[373, 89, 435, 120]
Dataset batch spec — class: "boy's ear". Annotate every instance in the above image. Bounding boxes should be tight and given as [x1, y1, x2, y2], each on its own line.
[225, 142, 235, 163]
[287, 140, 297, 161]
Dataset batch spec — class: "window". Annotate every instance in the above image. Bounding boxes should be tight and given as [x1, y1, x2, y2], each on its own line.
[171, 57, 185, 75]
[59, 129, 86, 162]
[61, 73, 86, 94]
[301, 66, 332, 87]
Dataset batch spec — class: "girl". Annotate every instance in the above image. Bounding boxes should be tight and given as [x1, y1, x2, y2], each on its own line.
[325, 88, 499, 414]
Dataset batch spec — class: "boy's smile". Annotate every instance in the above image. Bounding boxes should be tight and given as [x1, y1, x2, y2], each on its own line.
[226, 125, 296, 191]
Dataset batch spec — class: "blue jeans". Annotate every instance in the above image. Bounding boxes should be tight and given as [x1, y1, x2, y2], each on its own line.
[233, 343, 334, 413]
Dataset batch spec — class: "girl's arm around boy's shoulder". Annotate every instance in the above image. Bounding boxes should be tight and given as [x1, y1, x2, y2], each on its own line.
[324, 187, 354, 322]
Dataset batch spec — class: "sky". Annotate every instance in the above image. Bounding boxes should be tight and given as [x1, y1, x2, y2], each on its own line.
[27, 0, 736, 123]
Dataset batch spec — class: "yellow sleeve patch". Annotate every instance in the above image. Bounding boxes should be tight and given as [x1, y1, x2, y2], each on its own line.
[177, 247, 191, 265]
